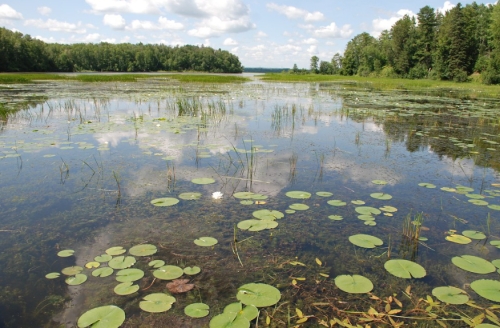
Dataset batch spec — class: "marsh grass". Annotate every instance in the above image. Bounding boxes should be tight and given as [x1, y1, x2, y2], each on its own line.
[0, 73, 68, 84]
[163, 74, 249, 83]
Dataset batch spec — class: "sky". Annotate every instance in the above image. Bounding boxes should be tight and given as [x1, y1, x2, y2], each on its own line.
[0, 0, 492, 68]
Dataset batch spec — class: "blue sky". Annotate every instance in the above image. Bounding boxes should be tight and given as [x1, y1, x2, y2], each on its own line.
[0, 0, 489, 68]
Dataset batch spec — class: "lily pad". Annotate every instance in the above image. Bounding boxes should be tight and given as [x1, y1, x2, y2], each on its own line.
[108, 256, 136, 269]
[364, 221, 376, 226]
[357, 215, 375, 221]
[451, 255, 496, 274]
[285, 191, 311, 199]
[191, 177, 215, 185]
[85, 262, 100, 269]
[150, 197, 179, 206]
[94, 254, 112, 262]
[252, 209, 284, 220]
[349, 234, 383, 249]
[418, 183, 436, 188]
[432, 286, 469, 304]
[184, 266, 201, 275]
[209, 313, 250, 328]
[153, 265, 184, 280]
[57, 249, 75, 257]
[446, 234, 471, 244]
[285, 209, 295, 214]
[66, 274, 87, 286]
[470, 279, 500, 302]
[384, 259, 426, 279]
[194, 237, 218, 247]
[114, 282, 139, 295]
[233, 192, 256, 199]
[488, 204, 500, 211]
[351, 200, 365, 205]
[148, 260, 165, 268]
[380, 205, 397, 212]
[105, 246, 126, 256]
[328, 215, 343, 221]
[335, 275, 373, 294]
[240, 200, 254, 205]
[129, 244, 157, 256]
[62, 266, 83, 276]
[289, 203, 309, 210]
[316, 191, 333, 197]
[77, 305, 125, 328]
[140, 293, 176, 312]
[491, 240, 500, 248]
[355, 206, 381, 215]
[462, 230, 486, 240]
[493, 259, 500, 269]
[179, 192, 202, 200]
[372, 180, 387, 185]
[185, 303, 210, 318]
[45, 272, 60, 279]
[469, 199, 489, 206]
[327, 200, 347, 206]
[92, 267, 114, 278]
[370, 192, 392, 200]
[236, 283, 281, 307]
[116, 268, 145, 282]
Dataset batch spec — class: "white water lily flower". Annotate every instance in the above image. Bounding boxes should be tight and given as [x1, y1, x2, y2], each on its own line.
[212, 192, 223, 199]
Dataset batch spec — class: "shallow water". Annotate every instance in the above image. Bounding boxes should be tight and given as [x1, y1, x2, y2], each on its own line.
[0, 78, 499, 327]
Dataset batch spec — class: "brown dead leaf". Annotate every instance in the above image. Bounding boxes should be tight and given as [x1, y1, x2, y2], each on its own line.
[166, 279, 194, 293]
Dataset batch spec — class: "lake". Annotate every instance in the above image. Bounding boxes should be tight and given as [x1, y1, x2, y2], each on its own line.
[0, 76, 499, 327]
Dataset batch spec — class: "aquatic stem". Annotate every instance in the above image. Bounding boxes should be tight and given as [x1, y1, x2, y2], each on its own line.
[113, 170, 121, 197]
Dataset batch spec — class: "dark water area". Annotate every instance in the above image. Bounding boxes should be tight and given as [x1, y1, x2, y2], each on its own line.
[0, 79, 499, 327]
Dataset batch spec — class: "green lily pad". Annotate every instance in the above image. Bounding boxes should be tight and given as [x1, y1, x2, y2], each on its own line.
[380, 205, 397, 212]
[456, 186, 474, 193]
[253, 209, 284, 220]
[237, 283, 281, 307]
[469, 199, 489, 206]
[77, 305, 125, 328]
[94, 254, 112, 262]
[432, 286, 469, 304]
[465, 193, 485, 199]
[328, 215, 343, 221]
[114, 282, 139, 295]
[140, 293, 176, 312]
[148, 260, 165, 268]
[327, 200, 347, 206]
[289, 203, 309, 210]
[335, 275, 373, 294]
[372, 180, 387, 185]
[441, 187, 456, 192]
[285, 209, 295, 214]
[179, 192, 202, 200]
[233, 192, 256, 199]
[488, 204, 500, 211]
[491, 240, 500, 248]
[418, 183, 436, 188]
[108, 256, 136, 269]
[357, 215, 375, 221]
[66, 274, 87, 286]
[285, 191, 311, 199]
[62, 266, 83, 276]
[185, 303, 210, 318]
[384, 259, 426, 279]
[240, 200, 254, 205]
[316, 191, 333, 197]
[57, 249, 75, 257]
[493, 259, 500, 269]
[153, 265, 184, 280]
[129, 244, 157, 256]
[92, 267, 114, 278]
[470, 279, 500, 302]
[351, 200, 365, 205]
[150, 197, 179, 206]
[105, 246, 126, 256]
[184, 266, 201, 275]
[364, 221, 377, 226]
[370, 192, 392, 200]
[349, 234, 383, 249]
[355, 206, 381, 215]
[45, 272, 60, 279]
[446, 234, 471, 244]
[116, 268, 145, 282]
[451, 255, 496, 274]
[462, 230, 486, 240]
[194, 237, 218, 247]
[209, 313, 250, 328]
[191, 178, 215, 185]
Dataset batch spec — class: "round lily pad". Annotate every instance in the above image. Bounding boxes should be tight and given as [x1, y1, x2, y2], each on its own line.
[462, 230, 486, 240]
[355, 206, 381, 215]
[153, 265, 184, 280]
[432, 286, 469, 304]
[129, 244, 157, 256]
[446, 234, 471, 244]
[365, 221, 376, 226]
[57, 249, 75, 257]
[77, 305, 125, 328]
[285, 191, 311, 199]
[108, 256, 136, 269]
[358, 215, 375, 221]
[66, 274, 87, 286]
[470, 279, 500, 302]
[285, 210, 295, 214]
[150, 197, 179, 206]
[351, 200, 365, 205]
[488, 204, 500, 211]
[179, 192, 202, 200]
[452, 255, 496, 274]
[491, 240, 500, 248]
[289, 203, 309, 210]
[114, 282, 139, 295]
[148, 260, 165, 268]
[234, 192, 256, 199]
[372, 180, 387, 185]
[92, 267, 114, 278]
[469, 199, 489, 206]
[380, 205, 397, 212]
[349, 234, 383, 249]
[185, 303, 210, 318]
[335, 275, 373, 294]
[62, 266, 83, 276]
[222, 302, 259, 321]
[116, 268, 145, 282]
[370, 192, 392, 200]
[384, 259, 426, 279]
[85, 262, 100, 269]
[94, 254, 112, 262]
[253, 209, 284, 220]
[105, 246, 126, 256]
[418, 183, 436, 188]
[191, 178, 215, 185]
[209, 313, 250, 328]
[237, 283, 281, 307]
[316, 191, 333, 197]
[140, 293, 176, 313]
[184, 266, 201, 275]
[240, 200, 254, 205]
[493, 259, 500, 269]
[194, 237, 218, 247]
[327, 199, 347, 206]
[465, 193, 485, 199]
[45, 272, 60, 279]
[328, 215, 343, 221]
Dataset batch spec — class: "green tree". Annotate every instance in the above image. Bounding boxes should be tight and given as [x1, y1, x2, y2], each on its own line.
[390, 15, 417, 77]
[310, 56, 319, 73]
[415, 6, 437, 74]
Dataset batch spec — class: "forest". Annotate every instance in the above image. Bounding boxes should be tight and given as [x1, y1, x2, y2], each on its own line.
[0, 27, 243, 73]
[302, 2, 500, 84]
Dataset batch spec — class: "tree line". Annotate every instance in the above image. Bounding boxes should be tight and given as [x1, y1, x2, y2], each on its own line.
[298, 2, 500, 84]
[0, 27, 243, 73]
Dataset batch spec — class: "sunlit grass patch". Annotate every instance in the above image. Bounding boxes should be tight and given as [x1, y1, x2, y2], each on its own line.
[0, 73, 68, 84]
[162, 74, 249, 83]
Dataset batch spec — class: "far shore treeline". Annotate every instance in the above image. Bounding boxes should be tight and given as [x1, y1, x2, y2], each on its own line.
[0, 27, 243, 73]
[296, 2, 500, 85]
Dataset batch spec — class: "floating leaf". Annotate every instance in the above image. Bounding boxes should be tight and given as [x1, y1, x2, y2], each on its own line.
[129, 244, 157, 256]
[85, 262, 100, 269]
[349, 234, 383, 249]
[105, 246, 126, 256]
[153, 265, 184, 280]
[116, 268, 145, 282]
[94, 254, 112, 262]
[92, 267, 114, 278]
[45, 272, 60, 279]
[351, 200, 365, 205]
[469, 199, 489, 206]
[108, 256, 136, 269]
[357, 215, 375, 221]
[491, 240, 500, 248]
[315, 258, 322, 266]
[148, 260, 165, 268]
[462, 230, 486, 240]
[370, 192, 392, 200]
[57, 249, 75, 257]
[451, 255, 496, 274]
[167, 279, 195, 293]
[77, 305, 125, 328]
[150, 197, 179, 207]
[184, 266, 201, 275]
[493, 259, 500, 269]
[372, 180, 387, 185]
[66, 274, 87, 286]
[316, 191, 333, 197]
[194, 237, 218, 247]
[191, 177, 215, 185]
[441, 187, 456, 192]
[185, 303, 210, 318]
[253, 209, 284, 220]
[328, 215, 343, 221]
[470, 280, 500, 302]
[488, 204, 500, 211]
[327, 200, 347, 207]
[179, 192, 202, 200]
[446, 234, 471, 244]
[355, 206, 381, 215]
[234, 192, 256, 199]
[285, 210, 295, 214]
[240, 200, 253, 205]
[140, 293, 176, 312]
[335, 275, 373, 294]
[285, 191, 311, 199]
[237, 283, 281, 307]
[465, 193, 485, 199]
[384, 259, 426, 279]
[432, 286, 469, 304]
[418, 183, 436, 188]
[289, 203, 309, 210]
[364, 221, 376, 226]
[62, 266, 83, 276]
[114, 282, 139, 295]
[380, 205, 397, 213]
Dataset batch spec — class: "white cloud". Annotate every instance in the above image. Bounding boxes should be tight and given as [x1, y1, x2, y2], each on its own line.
[203, 38, 210, 47]
[126, 17, 183, 31]
[37, 6, 52, 16]
[24, 19, 87, 34]
[223, 37, 238, 45]
[371, 9, 415, 37]
[267, 3, 324, 22]
[101, 38, 117, 43]
[307, 45, 317, 54]
[313, 22, 353, 38]
[437, 1, 455, 14]
[103, 14, 126, 29]
[188, 16, 255, 38]
[34, 35, 56, 43]
[0, 4, 23, 19]
[302, 38, 317, 45]
[83, 33, 101, 42]
[256, 31, 267, 38]
[85, 0, 161, 14]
